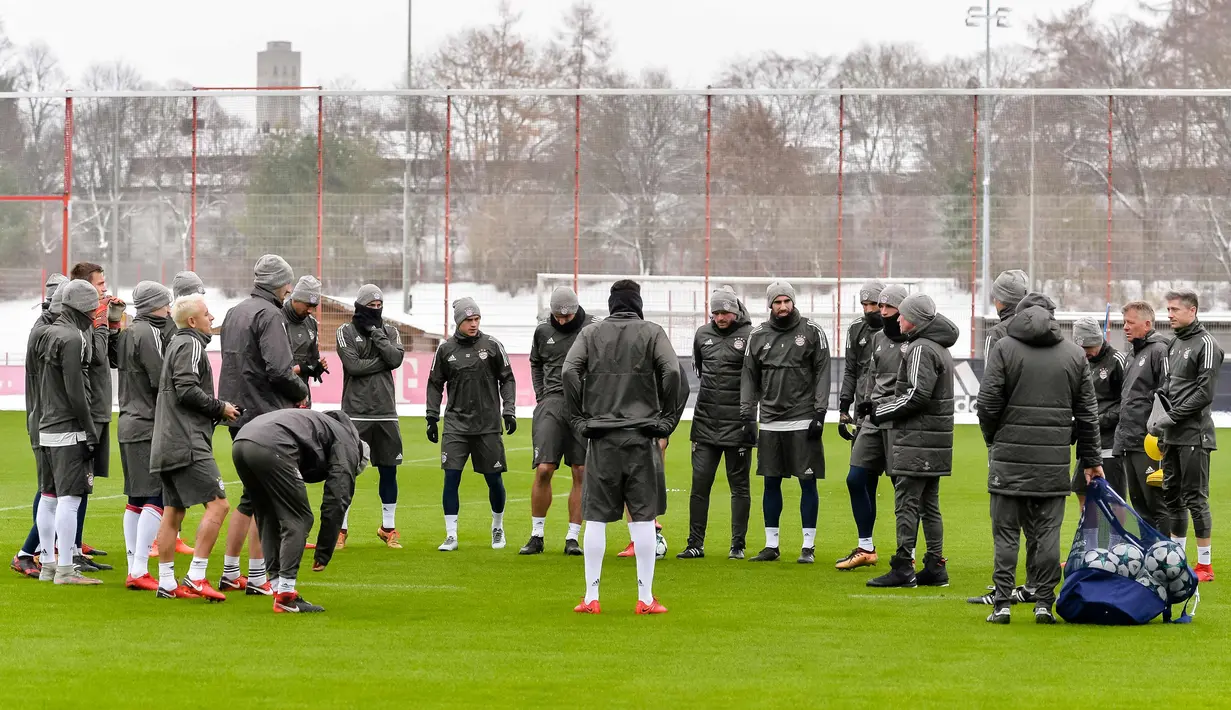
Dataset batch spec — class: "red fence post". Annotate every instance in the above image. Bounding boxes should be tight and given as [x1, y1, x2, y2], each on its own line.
[190, 94, 198, 271]
[574, 94, 581, 293]
[444, 94, 452, 337]
[317, 94, 324, 289]
[1106, 95, 1114, 309]
[704, 93, 712, 307]
[836, 93, 845, 355]
[62, 95, 73, 275]
[970, 95, 979, 359]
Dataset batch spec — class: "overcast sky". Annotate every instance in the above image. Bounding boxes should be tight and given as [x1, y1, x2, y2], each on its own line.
[2, 0, 1140, 89]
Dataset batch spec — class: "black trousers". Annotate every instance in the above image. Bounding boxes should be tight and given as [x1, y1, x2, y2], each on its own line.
[990, 494, 1065, 609]
[687, 442, 752, 549]
[231, 440, 313, 584]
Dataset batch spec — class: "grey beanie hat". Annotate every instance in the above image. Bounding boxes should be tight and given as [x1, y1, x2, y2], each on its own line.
[549, 286, 579, 316]
[711, 287, 740, 314]
[356, 284, 384, 307]
[172, 271, 205, 298]
[1073, 317, 1105, 348]
[49, 286, 66, 315]
[878, 284, 909, 308]
[292, 275, 322, 305]
[453, 296, 480, 326]
[253, 254, 295, 290]
[45, 273, 68, 300]
[766, 280, 796, 308]
[133, 280, 172, 316]
[858, 279, 886, 304]
[60, 279, 100, 316]
[898, 293, 937, 327]
[992, 269, 1029, 309]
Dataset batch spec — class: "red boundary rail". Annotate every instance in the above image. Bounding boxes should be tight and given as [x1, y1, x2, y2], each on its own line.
[444, 94, 453, 336]
[704, 93, 713, 304]
[970, 96, 979, 359]
[836, 94, 845, 355]
[573, 95, 581, 292]
[1106, 95, 1114, 308]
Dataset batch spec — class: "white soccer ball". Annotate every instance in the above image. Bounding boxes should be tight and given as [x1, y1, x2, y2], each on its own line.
[1143, 541, 1187, 586]
[1082, 548, 1118, 574]
[1136, 574, 1168, 602]
[655, 532, 667, 559]
[1109, 543, 1145, 578]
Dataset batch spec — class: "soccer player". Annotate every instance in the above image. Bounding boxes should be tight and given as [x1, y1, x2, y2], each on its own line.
[983, 269, 1029, 359]
[284, 275, 329, 406]
[116, 281, 174, 590]
[150, 295, 240, 601]
[677, 286, 753, 560]
[978, 293, 1102, 624]
[231, 409, 369, 613]
[426, 297, 517, 551]
[217, 255, 309, 595]
[520, 286, 596, 556]
[1114, 301, 1171, 535]
[862, 294, 957, 589]
[1151, 289, 1224, 582]
[837, 284, 909, 571]
[11, 273, 67, 578]
[336, 284, 404, 549]
[1070, 317, 1127, 503]
[34, 279, 103, 585]
[564, 279, 681, 614]
[839, 280, 885, 431]
[741, 281, 830, 564]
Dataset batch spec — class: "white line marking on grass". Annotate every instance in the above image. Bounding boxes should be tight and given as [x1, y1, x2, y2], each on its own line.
[310, 582, 465, 591]
[847, 594, 956, 602]
[0, 481, 244, 514]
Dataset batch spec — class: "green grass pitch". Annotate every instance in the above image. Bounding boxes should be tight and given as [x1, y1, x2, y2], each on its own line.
[0, 410, 1228, 708]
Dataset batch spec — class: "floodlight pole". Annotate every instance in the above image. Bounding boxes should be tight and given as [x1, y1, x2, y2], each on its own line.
[966, 2, 1010, 316]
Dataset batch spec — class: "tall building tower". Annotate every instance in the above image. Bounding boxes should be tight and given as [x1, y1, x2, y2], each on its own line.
[256, 41, 302, 131]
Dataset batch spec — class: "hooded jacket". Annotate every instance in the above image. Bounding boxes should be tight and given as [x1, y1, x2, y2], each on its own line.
[25, 309, 58, 448]
[983, 305, 1016, 361]
[283, 300, 323, 403]
[691, 310, 753, 446]
[1113, 329, 1171, 455]
[740, 309, 831, 427]
[37, 309, 97, 446]
[562, 312, 682, 436]
[1084, 343, 1127, 456]
[978, 294, 1101, 497]
[219, 285, 309, 430]
[529, 309, 598, 401]
[860, 321, 911, 432]
[117, 314, 173, 443]
[336, 321, 403, 419]
[1160, 320, 1223, 449]
[840, 315, 883, 417]
[871, 314, 958, 476]
[150, 328, 226, 474]
[426, 330, 516, 435]
[90, 323, 122, 424]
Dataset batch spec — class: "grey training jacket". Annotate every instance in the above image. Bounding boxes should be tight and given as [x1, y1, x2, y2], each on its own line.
[1160, 320, 1223, 450]
[1113, 330, 1171, 455]
[691, 316, 753, 446]
[117, 315, 173, 443]
[529, 312, 597, 401]
[283, 302, 323, 404]
[25, 309, 58, 448]
[150, 329, 226, 474]
[219, 286, 309, 430]
[336, 321, 403, 420]
[37, 309, 97, 445]
[426, 330, 516, 435]
[740, 309, 831, 427]
[873, 314, 958, 477]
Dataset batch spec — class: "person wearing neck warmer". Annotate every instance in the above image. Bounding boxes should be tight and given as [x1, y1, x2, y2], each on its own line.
[336, 284, 405, 550]
[983, 269, 1029, 361]
[837, 284, 910, 572]
[115, 280, 174, 589]
[675, 287, 753, 561]
[563, 279, 681, 615]
[861, 293, 958, 591]
[1068, 317, 1128, 504]
[740, 280, 831, 565]
[283, 275, 328, 406]
[1154, 289, 1223, 582]
[35, 279, 103, 585]
[519, 286, 597, 556]
[839, 280, 886, 430]
[977, 292, 1102, 624]
[217, 255, 308, 596]
[426, 296, 517, 553]
[1113, 300, 1171, 539]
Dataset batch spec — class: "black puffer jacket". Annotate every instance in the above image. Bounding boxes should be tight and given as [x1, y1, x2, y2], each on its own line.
[872, 314, 958, 477]
[978, 294, 1100, 497]
[691, 313, 753, 446]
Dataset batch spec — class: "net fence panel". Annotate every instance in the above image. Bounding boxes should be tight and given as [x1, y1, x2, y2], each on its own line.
[0, 201, 61, 298]
[0, 92, 65, 196]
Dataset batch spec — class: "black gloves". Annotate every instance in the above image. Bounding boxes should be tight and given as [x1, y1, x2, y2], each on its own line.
[503, 414, 518, 435]
[855, 401, 876, 418]
[839, 399, 853, 418]
[582, 424, 608, 440]
[806, 412, 825, 441]
[426, 417, 439, 444]
[837, 422, 857, 442]
[78, 441, 95, 463]
[642, 420, 672, 439]
[742, 419, 758, 446]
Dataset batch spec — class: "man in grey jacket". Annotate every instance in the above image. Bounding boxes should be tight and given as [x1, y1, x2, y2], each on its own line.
[337, 284, 404, 549]
[1114, 300, 1171, 535]
[839, 280, 886, 431]
[232, 408, 369, 613]
[520, 286, 597, 556]
[150, 295, 240, 602]
[977, 292, 1102, 624]
[284, 275, 328, 407]
[741, 281, 831, 565]
[218, 255, 308, 595]
[35, 280, 103, 585]
[1070, 317, 1127, 502]
[862, 294, 957, 589]
[427, 297, 516, 551]
[677, 286, 753, 561]
[563, 279, 681, 615]
[1152, 288, 1224, 582]
[983, 269, 1029, 360]
[116, 281, 174, 589]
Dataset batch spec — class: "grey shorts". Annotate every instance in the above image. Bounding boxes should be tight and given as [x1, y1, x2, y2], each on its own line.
[35, 446, 54, 495]
[90, 422, 111, 478]
[1071, 455, 1126, 497]
[160, 458, 227, 509]
[441, 431, 507, 474]
[120, 440, 161, 498]
[850, 426, 892, 473]
[532, 397, 586, 468]
[582, 429, 661, 523]
[44, 444, 94, 497]
[757, 429, 825, 480]
[354, 418, 403, 467]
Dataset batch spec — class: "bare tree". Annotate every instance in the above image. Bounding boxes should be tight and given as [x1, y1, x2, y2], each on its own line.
[550, 1, 614, 88]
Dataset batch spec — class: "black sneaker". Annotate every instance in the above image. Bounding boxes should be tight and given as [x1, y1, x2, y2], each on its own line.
[968, 587, 1031, 605]
[563, 539, 582, 556]
[986, 607, 1011, 624]
[676, 546, 704, 559]
[1034, 606, 1055, 625]
[866, 557, 917, 588]
[728, 547, 745, 560]
[274, 593, 325, 613]
[749, 547, 780, 562]
[916, 554, 949, 587]
[519, 536, 545, 555]
[967, 591, 996, 605]
[74, 554, 110, 572]
[797, 547, 815, 564]
[1013, 586, 1036, 604]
